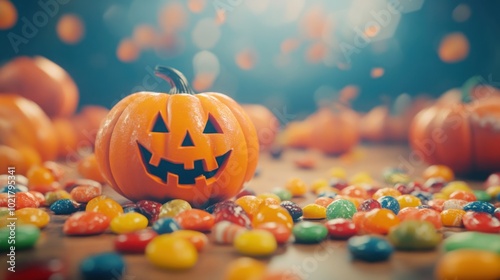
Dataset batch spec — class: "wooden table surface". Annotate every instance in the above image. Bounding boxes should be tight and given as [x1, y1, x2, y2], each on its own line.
[0, 144, 482, 280]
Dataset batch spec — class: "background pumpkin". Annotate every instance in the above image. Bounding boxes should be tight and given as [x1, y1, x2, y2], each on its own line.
[410, 79, 500, 176]
[241, 104, 280, 151]
[0, 56, 79, 118]
[0, 94, 58, 161]
[95, 66, 258, 207]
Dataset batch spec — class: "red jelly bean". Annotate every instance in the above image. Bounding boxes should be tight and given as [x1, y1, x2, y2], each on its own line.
[64, 179, 102, 192]
[214, 202, 252, 229]
[427, 199, 445, 212]
[28, 191, 46, 206]
[63, 211, 111, 235]
[462, 212, 500, 233]
[449, 190, 476, 202]
[114, 229, 158, 254]
[397, 207, 419, 221]
[405, 208, 442, 229]
[15, 192, 40, 209]
[70, 185, 101, 203]
[358, 199, 381, 212]
[325, 218, 358, 239]
[137, 200, 162, 223]
[175, 209, 214, 232]
[255, 222, 291, 244]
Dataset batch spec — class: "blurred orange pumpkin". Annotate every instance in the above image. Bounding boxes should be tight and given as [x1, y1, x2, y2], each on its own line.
[0, 94, 58, 161]
[282, 120, 313, 149]
[52, 118, 78, 158]
[0, 145, 41, 175]
[0, 56, 79, 118]
[71, 105, 110, 149]
[241, 104, 279, 151]
[410, 81, 500, 175]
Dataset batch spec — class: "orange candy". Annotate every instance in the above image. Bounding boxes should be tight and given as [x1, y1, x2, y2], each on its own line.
[86, 198, 123, 219]
[340, 185, 369, 199]
[422, 165, 455, 182]
[363, 208, 400, 235]
[285, 178, 307, 197]
[235, 196, 263, 220]
[440, 209, 466, 227]
[372, 188, 402, 200]
[252, 205, 293, 230]
[77, 153, 105, 182]
[27, 165, 60, 193]
[448, 190, 476, 202]
[314, 197, 334, 208]
[70, 185, 101, 203]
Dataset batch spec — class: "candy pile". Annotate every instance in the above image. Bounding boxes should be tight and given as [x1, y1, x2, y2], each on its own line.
[1, 163, 500, 279]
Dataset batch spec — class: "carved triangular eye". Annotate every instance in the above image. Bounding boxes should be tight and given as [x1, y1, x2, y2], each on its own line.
[152, 113, 169, 133]
[203, 114, 222, 134]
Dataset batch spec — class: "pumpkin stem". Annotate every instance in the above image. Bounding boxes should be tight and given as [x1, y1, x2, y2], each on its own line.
[461, 75, 485, 103]
[154, 66, 195, 94]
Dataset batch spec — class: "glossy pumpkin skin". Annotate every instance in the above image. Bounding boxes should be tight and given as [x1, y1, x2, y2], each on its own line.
[0, 56, 79, 118]
[241, 104, 279, 151]
[0, 94, 58, 161]
[410, 89, 500, 175]
[95, 67, 259, 207]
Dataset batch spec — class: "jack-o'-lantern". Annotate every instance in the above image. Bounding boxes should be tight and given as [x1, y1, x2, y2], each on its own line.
[0, 56, 79, 118]
[95, 66, 259, 207]
[0, 94, 58, 161]
[241, 104, 279, 151]
[410, 78, 500, 175]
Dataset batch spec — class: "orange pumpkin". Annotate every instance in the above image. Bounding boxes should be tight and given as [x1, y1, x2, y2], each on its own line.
[71, 105, 110, 148]
[0, 56, 79, 118]
[282, 120, 313, 149]
[0, 94, 58, 161]
[52, 118, 78, 158]
[241, 104, 279, 151]
[95, 66, 259, 207]
[410, 81, 500, 175]
[309, 106, 360, 155]
[0, 145, 41, 175]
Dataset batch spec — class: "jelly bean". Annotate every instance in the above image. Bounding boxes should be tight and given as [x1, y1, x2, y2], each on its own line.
[214, 202, 252, 228]
[175, 209, 214, 232]
[223, 257, 266, 280]
[310, 179, 329, 194]
[85, 195, 108, 210]
[285, 178, 307, 197]
[427, 199, 445, 212]
[234, 229, 277, 257]
[326, 199, 357, 220]
[388, 220, 441, 250]
[137, 200, 162, 223]
[64, 212, 110, 236]
[152, 218, 181, 234]
[110, 212, 148, 234]
[146, 235, 198, 270]
[87, 198, 123, 219]
[212, 221, 248, 244]
[443, 231, 500, 254]
[302, 204, 326, 220]
[422, 164, 454, 182]
[64, 179, 102, 192]
[115, 229, 158, 254]
[442, 199, 468, 211]
[253, 204, 294, 230]
[495, 208, 500, 220]
[255, 222, 291, 245]
[80, 252, 125, 280]
[0, 225, 40, 250]
[383, 167, 411, 184]
[405, 208, 442, 229]
[11, 192, 39, 210]
[4, 258, 67, 280]
[329, 178, 348, 190]
[435, 250, 500, 280]
[463, 201, 496, 215]
[159, 199, 191, 218]
[441, 181, 471, 197]
[235, 196, 264, 220]
[424, 178, 446, 194]
[410, 191, 432, 204]
[377, 196, 400, 214]
[340, 185, 368, 199]
[486, 186, 500, 198]
[363, 208, 400, 235]
[171, 230, 208, 252]
[314, 197, 334, 208]
[394, 183, 415, 195]
[123, 204, 139, 214]
[45, 190, 71, 206]
[325, 218, 357, 239]
[28, 191, 45, 206]
[1, 185, 24, 193]
[329, 167, 347, 179]
[70, 185, 101, 203]
[440, 209, 466, 227]
[334, 195, 362, 210]
[0, 174, 28, 186]
[358, 199, 381, 212]
[372, 188, 401, 200]
[463, 212, 500, 233]
[396, 195, 421, 209]
[449, 190, 476, 202]
[279, 201, 302, 221]
[15, 208, 50, 228]
[474, 190, 492, 202]
[272, 188, 292, 201]
[348, 236, 393, 262]
[317, 191, 337, 199]
[349, 172, 373, 185]
[27, 165, 56, 193]
[294, 156, 316, 169]
[50, 199, 79, 215]
[235, 188, 256, 199]
[257, 193, 282, 203]
[292, 221, 328, 244]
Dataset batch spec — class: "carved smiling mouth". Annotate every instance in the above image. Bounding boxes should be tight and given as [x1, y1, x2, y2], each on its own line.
[137, 142, 231, 184]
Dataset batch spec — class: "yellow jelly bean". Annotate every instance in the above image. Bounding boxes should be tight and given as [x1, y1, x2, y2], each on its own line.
[159, 199, 191, 218]
[110, 212, 148, 234]
[302, 204, 326, 220]
[146, 235, 198, 270]
[87, 198, 123, 219]
[15, 208, 50, 228]
[349, 172, 373, 185]
[396, 195, 421, 209]
[441, 181, 471, 198]
[329, 167, 347, 179]
[224, 257, 266, 280]
[435, 250, 500, 280]
[257, 193, 282, 203]
[310, 179, 329, 194]
[486, 186, 500, 198]
[234, 230, 277, 257]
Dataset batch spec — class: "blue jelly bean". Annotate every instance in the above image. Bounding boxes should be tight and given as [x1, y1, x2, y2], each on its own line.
[80, 252, 125, 280]
[280, 200, 303, 221]
[152, 218, 181, 234]
[348, 236, 394, 262]
[50, 199, 78, 215]
[377, 196, 400, 214]
[317, 191, 338, 199]
[123, 206, 139, 214]
[1, 185, 24, 193]
[410, 191, 433, 204]
[463, 201, 496, 215]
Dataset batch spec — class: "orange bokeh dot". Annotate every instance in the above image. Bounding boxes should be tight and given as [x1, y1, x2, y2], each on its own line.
[158, 2, 187, 33]
[339, 85, 359, 103]
[188, 0, 205, 13]
[281, 38, 300, 54]
[192, 73, 215, 92]
[300, 4, 327, 39]
[438, 32, 470, 63]
[57, 14, 85, 44]
[235, 49, 257, 70]
[364, 24, 380, 38]
[305, 42, 328, 64]
[117, 38, 140, 62]
[370, 67, 385, 78]
[0, 0, 17, 30]
[132, 24, 157, 49]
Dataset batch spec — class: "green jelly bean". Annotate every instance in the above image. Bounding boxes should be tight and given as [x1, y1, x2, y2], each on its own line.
[473, 190, 492, 202]
[388, 220, 441, 250]
[443, 232, 500, 254]
[272, 188, 292, 202]
[0, 224, 40, 251]
[292, 221, 328, 244]
[326, 199, 357, 220]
